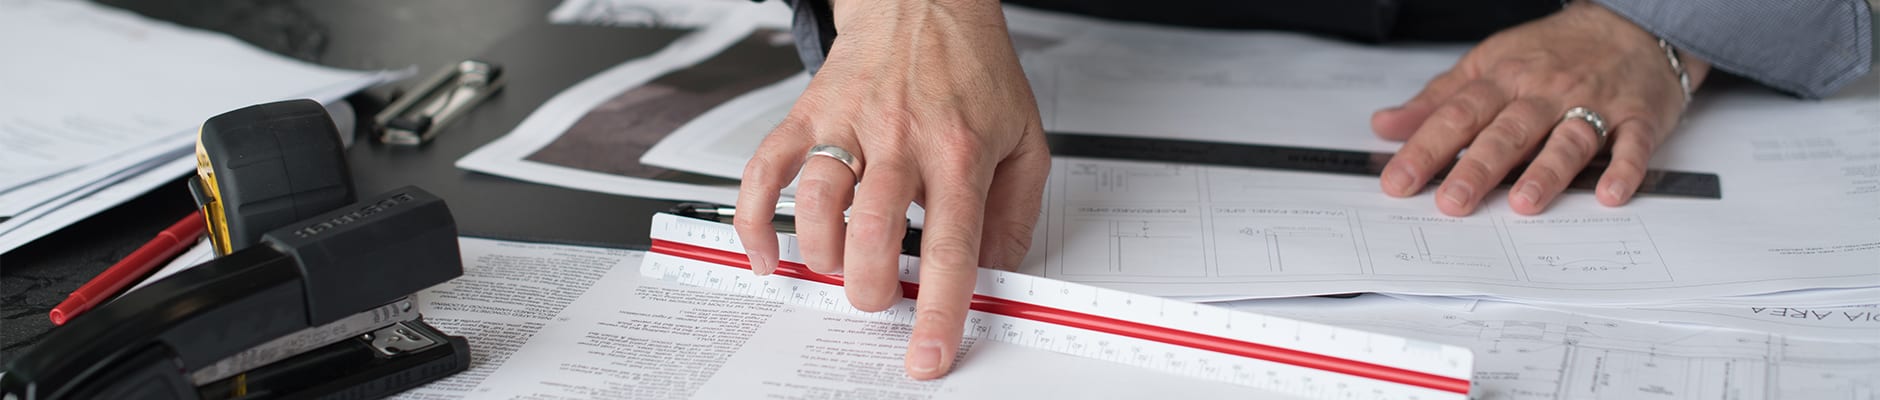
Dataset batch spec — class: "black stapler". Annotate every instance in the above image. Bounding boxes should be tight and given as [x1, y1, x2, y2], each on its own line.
[1, 100, 471, 399]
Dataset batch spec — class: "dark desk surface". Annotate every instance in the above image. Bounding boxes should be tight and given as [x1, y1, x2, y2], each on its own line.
[1, 0, 704, 363]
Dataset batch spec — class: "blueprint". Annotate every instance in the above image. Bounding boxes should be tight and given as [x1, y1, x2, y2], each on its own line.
[1021, 152, 1880, 304]
[550, 2, 1880, 304]
[1011, 30, 1880, 303]
[1531, 303, 1880, 342]
[1226, 295, 1880, 400]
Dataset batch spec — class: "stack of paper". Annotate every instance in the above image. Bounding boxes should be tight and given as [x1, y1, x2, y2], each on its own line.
[0, 1, 395, 254]
[444, 0, 1877, 397]
[475, 0, 1878, 307]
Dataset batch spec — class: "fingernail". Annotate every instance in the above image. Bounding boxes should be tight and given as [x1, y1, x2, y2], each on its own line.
[909, 340, 944, 374]
[1514, 181, 1541, 207]
[750, 253, 772, 276]
[1384, 167, 1416, 195]
[1605, 180, 1631, 201]
[1440, 182, 1474, 209]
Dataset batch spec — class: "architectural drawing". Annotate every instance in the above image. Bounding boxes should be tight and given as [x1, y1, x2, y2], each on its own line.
[1210, 206, 1362, 276]
[1504, 216, 1671, 284]
[1227, 296, 1880, 400]
[1061, 217, 1206, 277]
[1033, 155, 1880, 303]
[1359, 213, 1517, 280]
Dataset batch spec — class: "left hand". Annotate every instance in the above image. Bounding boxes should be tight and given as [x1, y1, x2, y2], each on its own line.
[1371, 0, 1709, 216]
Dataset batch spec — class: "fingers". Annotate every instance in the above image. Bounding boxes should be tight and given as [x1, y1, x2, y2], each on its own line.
[977, 138, 1051, 271]
[736, 119, 813, 276]
[1380, 81, 1512, 198]
[844, 162, 918, 312]
[905, 164, 992, 380]
[1597, 119, 1657, 207]
[1507, 109, 1605, 214]
[796, 148, 859, 275]
[1372, 69, 1468, 141]
[1433, 98, 1555, 216]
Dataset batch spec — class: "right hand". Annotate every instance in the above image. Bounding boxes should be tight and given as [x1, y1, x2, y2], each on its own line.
[733, 0, 1050, 381]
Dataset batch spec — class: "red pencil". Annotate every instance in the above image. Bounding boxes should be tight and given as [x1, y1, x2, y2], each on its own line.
[49, 212, 206, 325]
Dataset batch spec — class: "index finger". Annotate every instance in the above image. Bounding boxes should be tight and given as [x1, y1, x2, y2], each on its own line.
[904, 170, 991, 380]
[736, 119, 812, 276]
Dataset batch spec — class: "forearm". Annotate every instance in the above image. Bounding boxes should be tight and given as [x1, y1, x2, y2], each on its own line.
[777, 0, 1008, 75]
[828, 0, 1006, 30]
[1591, 0, 1872, 99]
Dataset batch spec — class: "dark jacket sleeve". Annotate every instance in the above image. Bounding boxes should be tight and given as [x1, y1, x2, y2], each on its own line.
[770, 0, 838, 75]
[771, 0, 1877, 98]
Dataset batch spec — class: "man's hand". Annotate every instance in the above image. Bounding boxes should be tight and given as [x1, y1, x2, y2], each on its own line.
[734, 0, 1048, 380]
[1372, 1, 1710, 215]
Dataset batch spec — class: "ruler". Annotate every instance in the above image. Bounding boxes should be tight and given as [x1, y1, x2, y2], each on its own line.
[1046, 132, 1723, 199]
[641, 213, 1475, 399]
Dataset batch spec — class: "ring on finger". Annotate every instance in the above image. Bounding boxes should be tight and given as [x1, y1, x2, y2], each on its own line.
[806, 144, 863, 181]
[1559, 106, 1609, 150]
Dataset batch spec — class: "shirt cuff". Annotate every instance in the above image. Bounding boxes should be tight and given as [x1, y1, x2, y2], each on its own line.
[1592, 0, 1873, 99]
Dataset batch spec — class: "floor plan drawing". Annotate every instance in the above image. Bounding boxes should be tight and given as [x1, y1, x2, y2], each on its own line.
[1226, 295, 1880, 400]
[1358, 213, 1518, 280]
[1032, 155, 1880, 302]
[1504, 216, 1671, 284]
[1063, 161, 1202, 202]
[1061, 217, 1206, 277]
[1209, 206, 1362, 276]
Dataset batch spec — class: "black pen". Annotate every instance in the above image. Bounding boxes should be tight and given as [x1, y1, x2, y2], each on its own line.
[668, 202, 922, 256]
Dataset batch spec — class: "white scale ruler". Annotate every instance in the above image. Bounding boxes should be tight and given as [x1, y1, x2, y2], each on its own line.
[642, 213, 1474, 399]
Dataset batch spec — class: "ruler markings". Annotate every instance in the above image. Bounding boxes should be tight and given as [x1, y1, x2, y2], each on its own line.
[645, 214, 1473, 399]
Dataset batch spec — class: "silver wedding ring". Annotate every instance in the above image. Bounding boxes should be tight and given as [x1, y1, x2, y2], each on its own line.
[806, 144, 862, 180]
[1560, 106, 1609, 149]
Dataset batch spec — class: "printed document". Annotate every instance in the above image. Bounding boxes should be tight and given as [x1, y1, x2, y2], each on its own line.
[0, 0, 368, 197]
[395, 238, 1255, 399]
[0, 0, 388, 253]
[391, 238, 1874, 400]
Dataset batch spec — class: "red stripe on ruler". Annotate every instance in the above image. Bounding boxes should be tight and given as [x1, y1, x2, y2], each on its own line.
[649, 239, 1470, 395]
